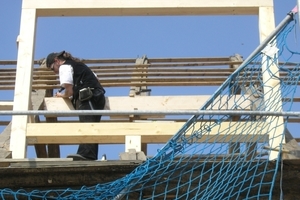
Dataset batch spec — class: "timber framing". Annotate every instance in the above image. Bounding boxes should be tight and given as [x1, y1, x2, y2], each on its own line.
[2, 0, 300, 199]
[6, 0, 277, 159]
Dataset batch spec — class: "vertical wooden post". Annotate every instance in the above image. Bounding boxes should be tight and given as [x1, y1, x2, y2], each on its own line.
[10, 8, 37, 158]
[128, 56, 150, 154]
[31, 92, 47, 158]
[259, 7, 284, 160]
[228, 54, 242, 155]
[125, 136, 141, 152]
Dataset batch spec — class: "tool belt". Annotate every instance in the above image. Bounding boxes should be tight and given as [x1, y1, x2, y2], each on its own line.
[78, 87, 93, 101]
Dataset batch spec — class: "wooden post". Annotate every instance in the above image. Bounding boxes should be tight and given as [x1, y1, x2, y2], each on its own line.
[259, 7, 284, 160]
[228, 54, 243, 155]
[128, 56, 150, 154]
[10, 8, 37, 158]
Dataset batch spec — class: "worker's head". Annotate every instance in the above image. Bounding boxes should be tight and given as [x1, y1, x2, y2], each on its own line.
[46, 51, 65, 72]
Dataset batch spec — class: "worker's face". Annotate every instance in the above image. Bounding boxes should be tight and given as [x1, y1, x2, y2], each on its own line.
[50, 59, 59, 74]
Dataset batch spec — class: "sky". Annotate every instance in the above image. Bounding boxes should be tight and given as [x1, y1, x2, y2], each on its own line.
[0, 0, 299, 159]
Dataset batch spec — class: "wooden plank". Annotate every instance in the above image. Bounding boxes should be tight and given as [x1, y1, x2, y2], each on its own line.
[22, 0, 273, 16]
[45, 117, 60, 158]
[26, 121, 270, 144]
[0, 69, 297, 80]
[34, 76, 249, 83]
[0, 158, 72, 162]
[0, 161, 142, 190]
[2, 78, 228, 85]
[31, 89, 49, 158]
[10, 8, 37, 159]
[0, 158, 72, 167]
[0, 101, 13, 110]
[3, 80, 300, 90]
[44, 95, 252, 113]
[30, 92, 48, 158]
[0, 57, 236, 65]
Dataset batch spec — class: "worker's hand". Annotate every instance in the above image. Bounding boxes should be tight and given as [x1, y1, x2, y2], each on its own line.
[55, 92, 63, 97]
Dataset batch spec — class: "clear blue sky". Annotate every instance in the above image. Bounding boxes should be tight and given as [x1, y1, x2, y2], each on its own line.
[0, 0, 299, 159]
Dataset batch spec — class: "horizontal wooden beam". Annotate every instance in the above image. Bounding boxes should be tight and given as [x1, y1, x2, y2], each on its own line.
[3, 81, 300, 90]
[44, 95, 252, 117]
[0, 82, 226, 90]
[22, 0, 273, 17]
[0, 57, 234, 66]
[0, 69, 295, 80]
[1, 57, 298, 91]
[0, 158, 72, 167]
[0, 101, 13, 110]
[26, 121, 269, 144]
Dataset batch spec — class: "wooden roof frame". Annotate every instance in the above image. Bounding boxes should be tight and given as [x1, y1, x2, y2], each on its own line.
[11, 0, 276, 158]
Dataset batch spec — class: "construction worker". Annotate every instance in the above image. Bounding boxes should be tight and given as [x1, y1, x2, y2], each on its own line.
[46, 50, 106, 161]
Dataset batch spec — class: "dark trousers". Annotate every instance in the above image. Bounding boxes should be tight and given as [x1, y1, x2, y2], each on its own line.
[76, 89, 105, 160]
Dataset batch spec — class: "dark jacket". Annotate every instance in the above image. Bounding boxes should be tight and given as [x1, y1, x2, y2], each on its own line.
[64, 60, 105, 100]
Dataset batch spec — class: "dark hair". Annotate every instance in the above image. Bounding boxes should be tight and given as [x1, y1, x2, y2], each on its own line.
[46, 51, 81, 68]
[59, 51, 81, 62]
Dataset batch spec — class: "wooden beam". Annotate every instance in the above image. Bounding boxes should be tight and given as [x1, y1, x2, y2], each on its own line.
[44, 95, 252, 114]
[1, 66, 299, 89]
[0, 101, 13, 110]
[31, 89, 48, 158]
[129, 57, 150, 153]
[259, 6, 283, 160]
[26, 122, 269, 144]
[22, 0, 273, 17]
[10, 8, 37, 158]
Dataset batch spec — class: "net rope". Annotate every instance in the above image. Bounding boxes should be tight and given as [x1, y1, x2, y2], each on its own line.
[1, 12, 300, 200]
